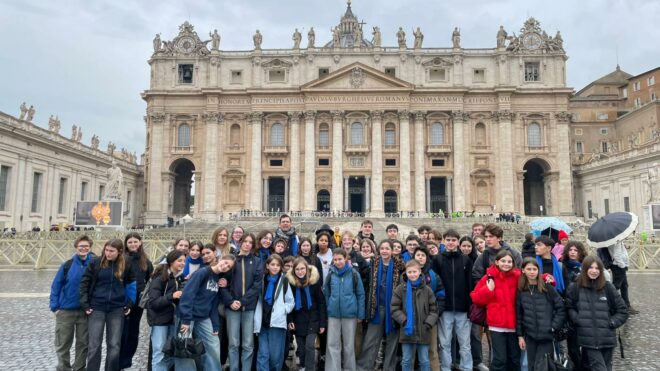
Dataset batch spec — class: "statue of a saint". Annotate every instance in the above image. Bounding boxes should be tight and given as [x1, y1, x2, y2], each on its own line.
[104, 160, 123, 200]
[452, 27, 461, 48]
[153, 33, 161, 52]
[19, 102, 28, 120]
[292, 28, 302, 49]
[372, 27, 381, 47]
[554, 31, 563, 49]
[209, 29, 220, 50]
[307, 27, 315, 48]
[413, 27, 424, 49]
[71, 125, 78, 141]
[354, 26, 363, 46]
[76, 127, 83, 142]
[253, 30, 262, 50]
[332, 27, 340, 48]
[26, 105, 35, 122]
[48, 115, 60, 133]
[496, 26, 508, 48]
[648, 165, 660, 202]
[396, 27, 406, 48]
[107, 141, 116, 155]
[91, 134, 100, 149]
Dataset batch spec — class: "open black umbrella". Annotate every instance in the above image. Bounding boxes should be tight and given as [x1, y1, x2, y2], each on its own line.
[587, 212, 638, 248]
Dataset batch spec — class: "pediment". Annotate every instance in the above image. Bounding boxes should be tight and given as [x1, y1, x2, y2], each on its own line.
[301, 62, 413, 91]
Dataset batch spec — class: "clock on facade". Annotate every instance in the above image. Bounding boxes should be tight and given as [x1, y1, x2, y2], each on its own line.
[177, 37, 195, 53]
[522, 33, 542, 50]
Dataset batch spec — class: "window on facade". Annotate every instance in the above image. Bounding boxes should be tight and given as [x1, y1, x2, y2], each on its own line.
[178, 64, 194, 84]
[231, 70, 242, 84]
[430, 123, 444, 145]
[634, 97, 642, 107]
[58, 177, 67, 214]
[270, 159, 283, 167]
[475, 123, 486, 146]
[524, 62, 540, 82]
[601, 142, 608, 153]
[622, 88, 628, 98]
[576, 141, 583, 153]
[600, 128, 608, 135]
[31, 172, 42, 213]
[604, 199, 610, 215]
[230, 124, 241, 147]
[178, 124, 191, 147]
[651, 91, 657, 101]
[318, 68, 329, 78]
[98, 185, 105, 201]
[473, 69, 485, 82]
[318, 158, 329, 166]
[648, 76, 656, 86]
[384, 68, 396, 77]
[598, 113, 609, 120]
[623, 196, 630, 212]
[385, 159, 396, 166]
[270, 123, 284, 146]
[0, 165, 10, 211]
[429, 68, 446, 81]
[527, 122, 542, 147]
[384, 123, 396, 146]
[431, 159, 445, 167]
[80, 181, 87, 200]
[633, 81, 641, 91]
[351, 122, 364, 145]
[574, 128, 583, 136]
[587, 200, 593, 218]
[319, 123, 330, 146]
[268, 69, 286, 82]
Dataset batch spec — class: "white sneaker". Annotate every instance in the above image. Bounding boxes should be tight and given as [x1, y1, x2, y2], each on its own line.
[475, 363, 489, 371]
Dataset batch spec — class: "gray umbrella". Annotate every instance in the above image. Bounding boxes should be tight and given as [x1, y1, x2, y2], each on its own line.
[586, 212, 638, 248]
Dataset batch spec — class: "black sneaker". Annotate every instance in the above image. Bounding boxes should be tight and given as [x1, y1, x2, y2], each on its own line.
[628, 307, 640, 315]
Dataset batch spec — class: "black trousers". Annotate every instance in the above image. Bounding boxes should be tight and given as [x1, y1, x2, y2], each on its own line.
[525, 337, 553, 371]
[490, 331, 520, 371]
[119, 306, 144, 369]
[610, 265, 630, 307]
[584, 347, 614, 371]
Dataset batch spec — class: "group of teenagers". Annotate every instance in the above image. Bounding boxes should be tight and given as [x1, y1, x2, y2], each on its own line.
[50, 215, 631, 371]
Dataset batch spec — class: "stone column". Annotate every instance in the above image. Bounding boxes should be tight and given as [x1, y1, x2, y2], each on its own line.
[288, 111, 302, 212]
[303, 111, 316, 211]
[263, 178, 268, 211]
[331, 111, 344, 211]
[555, 112, 574, 215]
[370, 110, 384, 216]
[365, 176, 371, 212]
[495, 110, 515, 212]
[413, 111, 426, 212]
[426, 177, 431, 212]
[447, 176, 453, 213]
[451, 111, 467, 211]
[192, 171, 202, 216]
[145, 113, 167, 224]
[249, 112, 263, 211]
[202, 112, 222, 219]
[284, 177, 289, 212]
[398, 110, 412, 212]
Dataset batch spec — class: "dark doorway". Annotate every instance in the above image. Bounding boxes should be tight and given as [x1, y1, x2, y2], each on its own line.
[384, 190, 398, 213]
[429, 177, 448, 213]
[170, 159, 195, 216]
[317, 190, 330, 212]
[523, 160, 546, 215]
[348, 177, 365, 213]
[268, 177, 285, 212]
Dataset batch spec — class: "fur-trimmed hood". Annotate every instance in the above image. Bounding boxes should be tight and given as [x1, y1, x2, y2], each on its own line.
[286, 264, 320, 288]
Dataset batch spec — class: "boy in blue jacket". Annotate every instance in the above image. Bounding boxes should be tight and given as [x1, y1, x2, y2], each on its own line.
[50, 235, 95, 371]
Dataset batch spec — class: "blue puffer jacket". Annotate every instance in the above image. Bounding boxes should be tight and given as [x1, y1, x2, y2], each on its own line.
[324, 265, 365, 319]
[80, 258, 137, 312]
[49, 254, 95, 311]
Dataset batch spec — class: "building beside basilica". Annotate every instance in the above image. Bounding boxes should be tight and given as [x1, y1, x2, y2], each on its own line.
[142, 3, 574, 224]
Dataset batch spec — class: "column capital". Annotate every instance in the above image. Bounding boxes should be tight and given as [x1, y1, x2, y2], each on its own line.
[451, 110, 468, 122]
[370, 110, 384, 120]
[398, 110, 410, 120]
[304, 110, 316, 121]
[149, 112, 167, 124]
[287, 111, 303, 123]
[412, 111, 427, 122]
[555, 111, 572, 123]
[331, 110, 344, 120]
[491, 110, 514, 123]
[249, 112, 263, 123]
[203, 111, 223, 123]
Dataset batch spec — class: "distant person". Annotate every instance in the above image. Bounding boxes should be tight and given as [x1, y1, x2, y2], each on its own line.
[274, 214, 300, 256]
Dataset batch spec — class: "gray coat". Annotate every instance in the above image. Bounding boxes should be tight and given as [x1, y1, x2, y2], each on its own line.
[391, 278, 438, 344]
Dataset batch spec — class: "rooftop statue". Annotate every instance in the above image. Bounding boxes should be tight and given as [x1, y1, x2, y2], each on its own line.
[253, 30, 262, 50]
[452, 27, 461, 48]
[19, 102, 27, 120]
[396, 27, 406, 48]
[307, 27, 315, 48]
[210, 29, 220, 50]
[372, 27, 381, 47]
[413, 27, 424, 49]
[292, 28, 302, 49]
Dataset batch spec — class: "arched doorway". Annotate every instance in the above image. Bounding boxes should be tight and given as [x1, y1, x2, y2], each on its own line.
[170, 158, 195, 216]
[523, 159, 548, 215]
[384, 190, 398, 213]
[317, 190, 330, 212]
[348, 177, 366, 212]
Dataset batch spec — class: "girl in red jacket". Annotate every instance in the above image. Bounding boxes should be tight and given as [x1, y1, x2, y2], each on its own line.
[471, 249, 522, 371]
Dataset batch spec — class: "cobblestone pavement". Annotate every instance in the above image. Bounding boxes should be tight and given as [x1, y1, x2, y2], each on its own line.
[0, 270, 657, 370]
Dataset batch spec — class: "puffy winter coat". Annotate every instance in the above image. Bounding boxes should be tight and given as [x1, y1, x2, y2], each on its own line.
[515, 284, 566, 341]
[324, 265, 365, 319]
[286, 265, 327, 337]
[221, 253, 263, 311]
[147, 271, 184, 326]
[50, 254, 95, 311]
[565, 281, 628, 349]
[391, 276, 439, 344]
[431, 250, 473, 312]
[471, 265, 521, 330]
[126, 251, 153, 296]
[254, 273, 295, 333]
[80, 258, 137, 312]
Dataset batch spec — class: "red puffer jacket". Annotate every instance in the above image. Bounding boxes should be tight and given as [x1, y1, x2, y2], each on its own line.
[470, 265, 521, 330]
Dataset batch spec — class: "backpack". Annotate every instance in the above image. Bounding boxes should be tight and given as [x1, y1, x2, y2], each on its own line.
[326, 268, 359, 297]
[61, 259, 74, 284]
[597, 247, 614, 270]
[138, 278, 154, 309]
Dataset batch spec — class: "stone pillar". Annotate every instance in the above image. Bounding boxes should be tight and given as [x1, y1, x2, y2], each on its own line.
[303, 111, 316, 211]
[398, 110, 412, 212]
[331, 111, 344, 211]
[365, 176, 371, 212]
[370, 110, 384, 216]
[284, 177, 289, 212]
[202, 112, 222, 219]
[263, 178, 268, 211]
[288, 111, 302, 212]
[413, 111, 426, 212]
[145, 113, 167, 224]
[451, 111, 467, 211]
[425, 177, 431, 212]
[555, 112, 574, 215]
[344, 176, 349, 211]
[192, 171, 202, 216]
[495, 110, 515, 212]
[447, 176, 453, 213]
[249, 112, 263, 211]
[517, 172, 525, 214]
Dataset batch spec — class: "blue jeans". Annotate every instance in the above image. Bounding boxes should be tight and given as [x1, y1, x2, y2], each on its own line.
[86, 308, 124, 371]
[439, 311, 473, 371]
[188, 318, 221, 371]
[401, 343, 430, 371]
[257, 327, 286, 371]
[151, 325, 174, 371]
[226, 310, 255, 371]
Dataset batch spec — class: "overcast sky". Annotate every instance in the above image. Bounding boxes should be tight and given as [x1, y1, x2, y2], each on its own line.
[1, 0, 658, 155]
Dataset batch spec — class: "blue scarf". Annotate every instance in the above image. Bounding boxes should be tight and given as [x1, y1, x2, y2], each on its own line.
[372, 259, 395, 334]
[295, 286, 313, 310]
[290, 237, 299, 257]
[566, 259, 582, 269]
[401, 251, 413, 263]
[405, 277, 422, 337]
[334, 263, 352, 277]
[264, 274, 280, 306]
[258, 248, 271, 262]
[182, 256, 204, 277]
[536, 256, 565, 294]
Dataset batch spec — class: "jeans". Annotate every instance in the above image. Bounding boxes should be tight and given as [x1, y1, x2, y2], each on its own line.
[257, 327, 287, 371]
[584, 347, 614, 371]
[86, 308, 124, 371]
[54, 309, 88, 371]
[325, 317, 357, 371]
[151, 324, 174, 371]
[119, 306, 144, 368]
[470, 323, 484, 364]
[189, 318, 221, 371]
[296, 333, 318, 371]
[401, 344, 430, 371]
[226, 310, 255, 371]
[438, 311, 472, 371]
[490, 331, 520, 371]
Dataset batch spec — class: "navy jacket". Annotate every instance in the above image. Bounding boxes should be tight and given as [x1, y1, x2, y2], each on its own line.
[79, 258, 137, 312]
[178, 267, 222, 332]
[49, 254, 95, 311]
[221, 254, 263, 311]
[431, 250, 473, 313]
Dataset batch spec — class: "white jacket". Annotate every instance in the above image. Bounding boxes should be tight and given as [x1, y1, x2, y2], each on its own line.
[254, 274, 295, 333]
[608, 241, 629, 268]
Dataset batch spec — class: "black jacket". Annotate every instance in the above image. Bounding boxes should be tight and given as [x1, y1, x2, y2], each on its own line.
[221, 254, 263, 311]
[80, 258, 136, 312]
[516, 284, 566, 341]
[126, 251, 153, 295]
[147, 272, 184, 326]
[431, 250, 473, 313]
[285, 266, 327, 337]
[565, 281, 628, 349]
[521, 240, 536, 259]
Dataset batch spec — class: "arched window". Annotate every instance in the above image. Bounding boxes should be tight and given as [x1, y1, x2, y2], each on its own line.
[177, 123, 191, 147]
[528, 122, 542, 147]
[351, 122, 363, 145]
[475, 122, 486, 146]
[476, 180, 488, 203]
[384, 123, 396, 146]
[319, 123, 330, 146]
[270, 123, 284, 146]
[431, 123, 444, 145]
[230, 124, 241, 147]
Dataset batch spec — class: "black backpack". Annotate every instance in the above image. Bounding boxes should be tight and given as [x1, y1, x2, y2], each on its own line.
[597, 247, 614, 269]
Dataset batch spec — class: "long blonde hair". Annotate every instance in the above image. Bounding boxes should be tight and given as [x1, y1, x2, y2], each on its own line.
[211, 227, 231, 256]
[100, 238, 126, 281]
